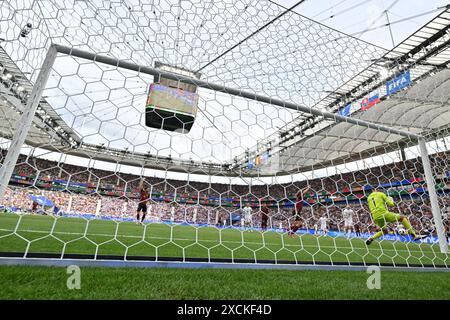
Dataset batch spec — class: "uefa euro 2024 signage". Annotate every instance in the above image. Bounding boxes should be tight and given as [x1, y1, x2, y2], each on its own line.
[386, 70, 411, 96]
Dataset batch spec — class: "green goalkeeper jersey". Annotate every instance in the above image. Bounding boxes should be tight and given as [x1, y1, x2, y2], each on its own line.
[367, 191, 394, 219]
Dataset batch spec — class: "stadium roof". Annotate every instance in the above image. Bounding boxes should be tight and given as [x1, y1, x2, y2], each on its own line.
[0, 1, 449, 177]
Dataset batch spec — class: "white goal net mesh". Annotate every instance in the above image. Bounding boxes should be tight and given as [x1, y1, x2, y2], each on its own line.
[0, 0, 449, 268]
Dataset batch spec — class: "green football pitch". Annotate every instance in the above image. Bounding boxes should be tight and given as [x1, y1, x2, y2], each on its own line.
[0, 212, 448, 267]
[0, 265, 449, 299]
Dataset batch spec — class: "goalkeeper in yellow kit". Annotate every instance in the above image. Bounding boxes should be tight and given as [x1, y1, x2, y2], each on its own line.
[365, 188, 427, 245]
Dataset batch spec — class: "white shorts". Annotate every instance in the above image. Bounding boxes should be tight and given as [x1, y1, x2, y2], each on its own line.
[320, 224, 327, 231]
[344, 219, 353, 227]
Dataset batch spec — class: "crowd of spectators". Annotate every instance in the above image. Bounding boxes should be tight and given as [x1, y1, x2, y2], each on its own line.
[3, 148, 448, 200]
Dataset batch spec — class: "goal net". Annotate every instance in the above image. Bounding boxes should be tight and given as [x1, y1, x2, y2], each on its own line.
[0, 0, 448, 269]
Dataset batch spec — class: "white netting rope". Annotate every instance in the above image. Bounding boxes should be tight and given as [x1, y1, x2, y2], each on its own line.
[0, 0, 448, 268]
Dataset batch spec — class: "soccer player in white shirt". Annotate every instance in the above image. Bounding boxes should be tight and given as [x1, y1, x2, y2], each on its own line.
[342, 205, 354, 236]
[319, 215, 328, 235]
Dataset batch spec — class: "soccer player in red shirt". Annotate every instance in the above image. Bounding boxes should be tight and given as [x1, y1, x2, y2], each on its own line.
[261, 204, 269, 231]
[137, 186, 150, 225]
[288, 186, 310, 236]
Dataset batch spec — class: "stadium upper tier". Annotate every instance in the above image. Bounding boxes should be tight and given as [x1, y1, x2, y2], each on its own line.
[2, 186, 443, 234]
[2, 148, 449, 202]
[0, 2, 449, 176]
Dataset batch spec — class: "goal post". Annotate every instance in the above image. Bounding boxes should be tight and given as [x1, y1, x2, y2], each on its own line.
[418, 138, 448, 254]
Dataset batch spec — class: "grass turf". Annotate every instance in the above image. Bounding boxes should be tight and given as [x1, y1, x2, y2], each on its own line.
[0, 265, 449, 299]
[0, 212, 448, 266]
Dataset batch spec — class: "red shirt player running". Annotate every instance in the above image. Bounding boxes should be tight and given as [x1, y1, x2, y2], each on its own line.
[288, 187, 309, 236]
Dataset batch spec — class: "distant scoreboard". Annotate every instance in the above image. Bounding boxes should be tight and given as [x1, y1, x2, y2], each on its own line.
[146, 83, 199, 133]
